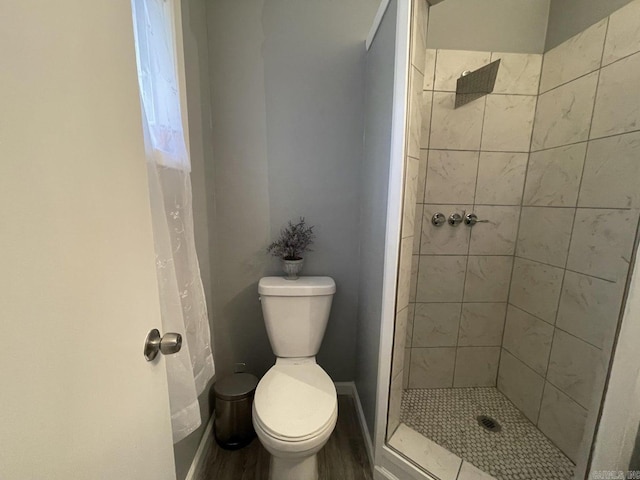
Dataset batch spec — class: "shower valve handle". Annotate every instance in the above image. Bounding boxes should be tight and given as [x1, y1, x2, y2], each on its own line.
[464, 213, 489, 226]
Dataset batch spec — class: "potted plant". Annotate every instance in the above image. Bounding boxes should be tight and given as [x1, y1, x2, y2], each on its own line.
[267, 217, 315, 280]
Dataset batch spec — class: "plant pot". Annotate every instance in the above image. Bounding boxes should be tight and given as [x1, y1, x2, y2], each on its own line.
[282, 258, 304, 280]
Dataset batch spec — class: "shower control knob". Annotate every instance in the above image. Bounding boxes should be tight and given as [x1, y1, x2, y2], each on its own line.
[448, 213, 463, 226]
[432, 212, 446, 227]
[464, 213, 490, 226]
[144, 329, 183, 361]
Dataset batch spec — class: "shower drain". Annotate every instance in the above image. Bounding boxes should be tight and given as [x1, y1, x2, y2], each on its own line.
[476, 415, 502, 432]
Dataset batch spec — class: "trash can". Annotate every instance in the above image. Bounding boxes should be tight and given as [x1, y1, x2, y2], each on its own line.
[213, 373, 259, 450]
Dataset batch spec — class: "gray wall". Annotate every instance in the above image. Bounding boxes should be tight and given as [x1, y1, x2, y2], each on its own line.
[355, 0, 398, 439]
[427, 0, 550, 53]
[174, 0, 216, 478]
[206, 0, 379, 383]
[545, 0, 635, 50]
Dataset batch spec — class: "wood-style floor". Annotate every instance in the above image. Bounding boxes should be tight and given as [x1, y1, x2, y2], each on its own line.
[201, 395, 373, 480]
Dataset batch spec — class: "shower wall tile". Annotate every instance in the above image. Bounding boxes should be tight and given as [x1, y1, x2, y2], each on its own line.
[469, 205, 520, 256]
[409, 347, 456, 388]
[591, 52, 640, 139]
[430, 93, 484, 150]
[397, 236, 414, 310]
[403, 349, 411, 388]
[424, 150, 478, 204]
[546, 329, 601, 408]
[434, 50, 491, 92]
[402, 157, 420, 239]
[458, 303, 507, 347]
[408, 67, 425, 159]
[490, 52, 542, 95]
[475, 152, 528, 206]
[602, 0, 640, 66]
[411, 0, 428, 74]
[515, 207, 575, 267]
[416, 149, 428, 204]
[412, 303, 461, 347]
[453, 347, 500, 387]
[503, 305, 554, 376]
[579, 131, 640, 209]
[509, 258, 564, 323]
[537, 382, 588, 463]
[416, 255, 467, 302]
[539, 19, 607, 93]
[532, 72, 598, 151]
[420, 204, 472, 254]
[498, 350, 545, 422]
[387, 371, 403, 438]
[420, 91, 433, 149]
[481, 94, 536, 152]
[409, 254, 419, 303]
[556, 271, 625, 349]
[391, 307, 409, 381]
[413, 205, 423, 254]
[567, 208, 638, 282]
[407, 304, 415, 345]
[523, 143, 587, 207]
[423, 49, 437, 90]
[463, 256, 513, 302]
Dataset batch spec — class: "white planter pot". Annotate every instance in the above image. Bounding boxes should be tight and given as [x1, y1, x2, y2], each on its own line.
[282, 258, 304, 280]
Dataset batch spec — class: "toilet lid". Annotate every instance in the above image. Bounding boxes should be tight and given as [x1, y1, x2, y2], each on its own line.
[254, 363, 337, 442]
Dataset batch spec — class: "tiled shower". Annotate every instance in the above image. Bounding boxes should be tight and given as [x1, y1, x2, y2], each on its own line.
[388, 1, 640, 479]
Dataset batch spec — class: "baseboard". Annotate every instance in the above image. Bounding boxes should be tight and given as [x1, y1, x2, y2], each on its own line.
[334, 381, 375, 468]
[184, 413, 214, 480]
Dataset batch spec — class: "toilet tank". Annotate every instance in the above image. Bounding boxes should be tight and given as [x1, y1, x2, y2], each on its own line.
[258, 276, 336, 358]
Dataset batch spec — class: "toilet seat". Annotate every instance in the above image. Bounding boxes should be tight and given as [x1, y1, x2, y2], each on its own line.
[253, 361, 337, 443]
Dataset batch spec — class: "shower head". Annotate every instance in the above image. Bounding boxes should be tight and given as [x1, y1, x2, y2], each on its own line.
[454, 59, 501, 109]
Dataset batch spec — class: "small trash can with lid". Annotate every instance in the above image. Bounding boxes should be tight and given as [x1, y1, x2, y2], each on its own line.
[213, 373, 259, 449]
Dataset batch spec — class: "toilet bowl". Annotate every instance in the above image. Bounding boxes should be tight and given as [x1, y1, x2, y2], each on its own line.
[253, 276, 337, 480]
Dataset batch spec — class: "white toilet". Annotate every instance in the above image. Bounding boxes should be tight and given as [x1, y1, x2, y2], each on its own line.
[253, 276, 337, 480]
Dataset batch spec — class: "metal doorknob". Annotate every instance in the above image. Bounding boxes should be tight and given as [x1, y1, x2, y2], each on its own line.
[144, 329, 182, 361]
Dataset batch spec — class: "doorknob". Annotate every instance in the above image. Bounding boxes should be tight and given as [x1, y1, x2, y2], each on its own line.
[144, 329, 182, 361]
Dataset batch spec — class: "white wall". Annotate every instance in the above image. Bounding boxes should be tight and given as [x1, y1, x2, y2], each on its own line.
[427, 0, 550, 54]
[206, 0, 379, 382]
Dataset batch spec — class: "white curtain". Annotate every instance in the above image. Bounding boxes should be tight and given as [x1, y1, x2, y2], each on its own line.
[132, 0, 215, 443]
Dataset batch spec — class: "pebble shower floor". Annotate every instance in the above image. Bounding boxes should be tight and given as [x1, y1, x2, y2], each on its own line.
[400, 387, 575, 480]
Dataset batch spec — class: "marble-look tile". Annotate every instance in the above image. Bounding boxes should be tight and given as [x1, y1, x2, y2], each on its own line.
[538, 382, 588, 463]
[411, 0, 428, 74]
[423, 49, 437, 90]
[397, 236, 413, 310]
[434, 49, 491, 92]
[490, 52, 542, 95]
[430, 92, 484, 150]
[591, 52, 640, 139]
[516, 207, 575, 267]
[420, 91, 432, 149]
[402, 157, 419, 239]
[413, 205, 423, 254]
[503, 305, 554, 376]
[547, 329, 601, 408]
[409, 254, 419, 303]
[481, 94, 536, 152]
[416, 149, 428, 204]
[532, 72, 598, 151]
[557, 271, 625, 349]
[408, 66, 425, 159]
[579, 131, 640, 209]
[567, 208, 638, 282]
[407, 304, 415, 345]
[388, 423, 462, 480]
[409, 347, 456, 388]
[387, 371, 403, 439]
[469, 205, 520, 255]
[391, 307, 408, 381]
[475, 152, 528, 205]
[412, 302, 461, 347]
[464, 256, 513, 302]
[453, 347, 500, 387]
[458, 461, 496, 480]
[509, 258, 564, 323]
[403, 348, 411, 389]
[458, 303, 507, 347]
[523, 143, 587, 207]
[602, 0, 640, 66]
[416, 255, 467, 302]
[540, 19, 607, 93]
[424, 150, 478, 204]
[420, 204, 472, 255]
[497, 350, 545, 422]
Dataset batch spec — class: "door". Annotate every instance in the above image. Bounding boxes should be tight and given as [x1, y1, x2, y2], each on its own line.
[0, 1, 176, 479]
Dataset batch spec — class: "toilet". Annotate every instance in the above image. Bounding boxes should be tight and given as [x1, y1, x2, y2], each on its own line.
[253, 276, 337, 480]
